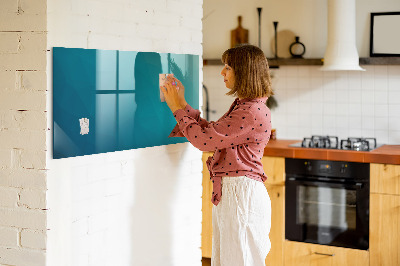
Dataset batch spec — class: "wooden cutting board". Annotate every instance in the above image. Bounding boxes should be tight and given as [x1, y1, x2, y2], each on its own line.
[231, 16, 249, 48]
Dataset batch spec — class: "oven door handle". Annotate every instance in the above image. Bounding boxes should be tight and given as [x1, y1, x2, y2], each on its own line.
[287, 177, 364, 189]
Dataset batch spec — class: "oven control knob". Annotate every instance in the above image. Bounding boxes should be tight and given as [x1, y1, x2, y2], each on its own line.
[304, 162, 312, 171]
[340, 164, 347, 174]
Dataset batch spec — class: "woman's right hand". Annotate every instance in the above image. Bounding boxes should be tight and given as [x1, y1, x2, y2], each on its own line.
[168, 76, 187, 108]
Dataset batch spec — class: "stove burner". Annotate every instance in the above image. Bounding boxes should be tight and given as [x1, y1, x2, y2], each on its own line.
[340, 137, 377, 151]
[301, 135, 339, 149]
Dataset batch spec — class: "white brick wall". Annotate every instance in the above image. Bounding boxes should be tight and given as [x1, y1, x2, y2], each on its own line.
[46, 1, 203, 266]
[0, 0, 48, 265]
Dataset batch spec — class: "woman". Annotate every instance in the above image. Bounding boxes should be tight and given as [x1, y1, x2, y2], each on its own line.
[161, 44, 273, 266]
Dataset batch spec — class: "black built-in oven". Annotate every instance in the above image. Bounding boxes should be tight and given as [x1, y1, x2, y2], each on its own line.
[285, 158, 369, 250]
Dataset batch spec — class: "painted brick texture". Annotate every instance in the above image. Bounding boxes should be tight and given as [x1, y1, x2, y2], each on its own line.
[0, 0, 48, 265]
[46, 0, 203, 266]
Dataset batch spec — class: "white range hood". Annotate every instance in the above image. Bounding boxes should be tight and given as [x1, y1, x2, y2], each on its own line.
[320, 0, 365, 71]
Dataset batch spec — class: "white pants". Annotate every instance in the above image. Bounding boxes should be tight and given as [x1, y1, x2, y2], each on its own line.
[212, 176, 271, 266]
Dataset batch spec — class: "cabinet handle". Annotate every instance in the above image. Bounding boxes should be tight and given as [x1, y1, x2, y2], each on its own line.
[314, 252, 335, 257]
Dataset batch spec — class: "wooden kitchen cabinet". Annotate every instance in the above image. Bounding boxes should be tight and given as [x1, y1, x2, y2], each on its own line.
[264, 184, 285, 266]
[370, 163, 400, 266]
[370, 193, 400, 266]
[370, 163, 400, 195]
[202, 152, 213, 258]
[262, 156, 285, 266]
[201, 154, 286, 266]
[284, 241, 369, 266]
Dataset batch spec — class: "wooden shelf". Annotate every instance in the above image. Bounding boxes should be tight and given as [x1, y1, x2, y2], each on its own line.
[359, 57, 400, 65]
[203, 57, 400, 67]
[203, 58, 323, 67]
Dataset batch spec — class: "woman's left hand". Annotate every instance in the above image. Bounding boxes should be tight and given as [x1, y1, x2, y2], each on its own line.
[161, 78, 184, 113]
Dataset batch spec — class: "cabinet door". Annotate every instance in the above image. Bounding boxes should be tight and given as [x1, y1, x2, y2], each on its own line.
[262, 156, 285, 185]
[370, 193, 400, 266]
[284, 241, 369, 266]
[265, 184, 284, 266]
[202, 152, 213, 258]
[370, 163, 400, 195]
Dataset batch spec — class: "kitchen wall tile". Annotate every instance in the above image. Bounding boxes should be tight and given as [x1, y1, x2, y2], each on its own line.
[311, 114, 324, 129]
[298, 89, 314, 104]
[298, 102, 312, 115]
[349, 128, 362, 137]
[374, 117, 389, 130]
[336, 103, 349, 116]
[374, 130, 389, 144]
[336, 128, 349, 140]
[323, 86, 336, 103]
[273, 76, 286, 90]
[348, 71, 362, 90]
[286, 126, 301, 139]
[287, 113, 300, 127]
[348, 90, 362, 103]
[285, 66, 298, 77]
[286, 77, 299, 89]
[347, 69, 365, 80]
[388, 75, 400, 91]
[298, 77, 311, 89]
[388, 131, 400, 143]
[374, 77, 388, 91]
[311, 86, 323, 101]
[362, 65, 375, 74]
[374, 65, 388, 77]
[204, 65, 400, 144]
[388, 65, 400, 76]
[348, 103, 362, 116]
[311, 127, 325, 136]
[323, 103, 336, 115]
[323, 115, 336, 129]
[362, 128, 376, 138]
[389, 104, 400, 117]
[361, 104, 375, 117]
[310, 66, 323, 77]
[296, 127, 312, 138]
[361, 75, 374, 91]
[361, 90, 374, 103]
[310, 77, 324, 90]
[269, 67, 287, 77]
[374, 90, 388, 104]
[335, 72, 349, 90]
[322, 70, 335, 78]
[388, 117, 400, 131]
[349, 116, 362, 129]
[336, 115, 348, 129]
[388, 91, 400, 104]
[362, 116, 375, 130]
[336, 90, 349, 103]
[311, 102, 324, 113]
[298, 67, 311, 78]
[375, 104, 389, 117]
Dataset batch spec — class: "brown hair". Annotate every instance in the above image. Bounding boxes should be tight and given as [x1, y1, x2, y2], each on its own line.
[221, 44, 273, 99]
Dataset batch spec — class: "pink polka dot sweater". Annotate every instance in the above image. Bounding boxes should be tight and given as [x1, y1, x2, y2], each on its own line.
[169, 97, 271, 206]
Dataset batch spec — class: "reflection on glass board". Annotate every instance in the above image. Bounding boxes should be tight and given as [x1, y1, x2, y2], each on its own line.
[53, 47, 199, 159]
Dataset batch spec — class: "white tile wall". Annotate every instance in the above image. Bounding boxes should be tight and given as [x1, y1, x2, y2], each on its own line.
[203, 65, 400, 144]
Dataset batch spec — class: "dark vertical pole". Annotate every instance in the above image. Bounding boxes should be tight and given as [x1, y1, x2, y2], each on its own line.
[273, 21, 278, 58]
[257, 8, 262, 48]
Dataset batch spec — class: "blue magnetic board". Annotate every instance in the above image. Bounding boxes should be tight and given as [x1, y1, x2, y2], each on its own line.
[53, 47, 199, 159]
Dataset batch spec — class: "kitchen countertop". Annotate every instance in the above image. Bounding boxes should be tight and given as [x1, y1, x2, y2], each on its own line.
[263, 139, 400, 165]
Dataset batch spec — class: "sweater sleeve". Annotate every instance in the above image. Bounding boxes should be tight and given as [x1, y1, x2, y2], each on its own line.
[172, 106, 257, 152]
[169, 104, 210, 137]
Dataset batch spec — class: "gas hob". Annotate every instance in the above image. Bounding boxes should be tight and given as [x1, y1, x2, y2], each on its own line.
[289, 135, 383, 151]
